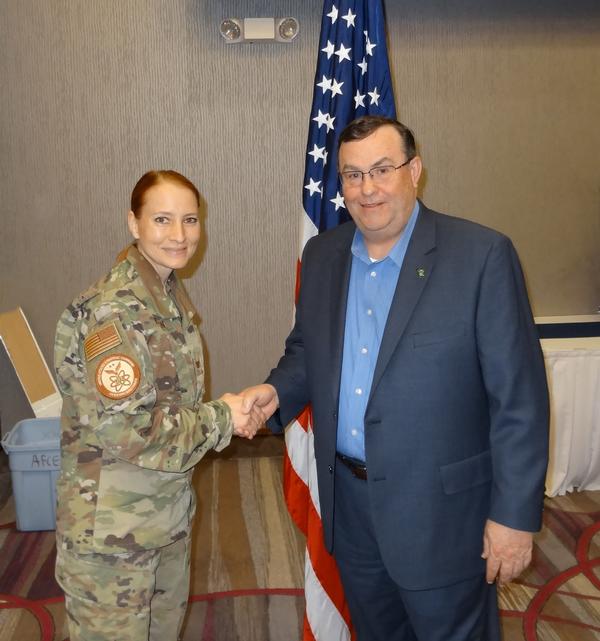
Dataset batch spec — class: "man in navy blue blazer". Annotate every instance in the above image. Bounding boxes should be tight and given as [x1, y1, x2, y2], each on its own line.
[242, 115, 549, 640]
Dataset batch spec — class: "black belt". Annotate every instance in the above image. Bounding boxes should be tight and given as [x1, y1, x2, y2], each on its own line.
[336, 452, 368, 480]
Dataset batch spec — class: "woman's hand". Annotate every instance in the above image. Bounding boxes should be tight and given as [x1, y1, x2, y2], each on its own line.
[219, 393, 266, 439]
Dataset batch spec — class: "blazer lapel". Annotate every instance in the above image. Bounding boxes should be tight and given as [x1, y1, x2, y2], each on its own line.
[370, 206, 437, 399]
[327, 227, 354, 405]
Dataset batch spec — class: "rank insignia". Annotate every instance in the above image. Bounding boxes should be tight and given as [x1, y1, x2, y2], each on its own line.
[95, 354, 141, 400]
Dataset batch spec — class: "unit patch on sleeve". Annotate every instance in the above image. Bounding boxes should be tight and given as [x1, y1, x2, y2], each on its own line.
[84, 322, 123, 361]
[95, 354, 141, 399]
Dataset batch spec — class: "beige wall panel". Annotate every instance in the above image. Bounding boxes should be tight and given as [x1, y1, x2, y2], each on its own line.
[385, 1, 600, 316]
[1, 0, 599, 402]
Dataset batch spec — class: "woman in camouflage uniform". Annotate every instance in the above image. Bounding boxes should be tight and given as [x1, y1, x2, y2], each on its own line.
[54, 170, 262, 641]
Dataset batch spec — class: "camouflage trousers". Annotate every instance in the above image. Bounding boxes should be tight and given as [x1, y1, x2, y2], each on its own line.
[56, 534, 190, 641]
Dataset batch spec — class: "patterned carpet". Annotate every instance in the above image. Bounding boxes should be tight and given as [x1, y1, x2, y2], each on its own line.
[0, 442, 599, 641]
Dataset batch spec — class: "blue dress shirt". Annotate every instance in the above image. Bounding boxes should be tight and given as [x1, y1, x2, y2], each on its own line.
[336, 202, 420, 461]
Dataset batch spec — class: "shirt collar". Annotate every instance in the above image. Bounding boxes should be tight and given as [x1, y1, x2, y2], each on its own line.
[351, 200, 420, 266]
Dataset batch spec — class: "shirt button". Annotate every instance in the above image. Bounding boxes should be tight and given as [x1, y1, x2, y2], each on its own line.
[361, 347, 368, 354]
[370, 271, 377, 277]
[355, 388, 362, 395]
[351, 428, 358, 436]
[367, 309, 373, 316]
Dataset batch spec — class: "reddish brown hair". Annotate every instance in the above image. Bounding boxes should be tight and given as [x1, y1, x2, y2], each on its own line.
[130, 170, 200, 218]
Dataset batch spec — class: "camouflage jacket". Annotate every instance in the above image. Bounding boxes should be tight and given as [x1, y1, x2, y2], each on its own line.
[54, 244, 233, 554]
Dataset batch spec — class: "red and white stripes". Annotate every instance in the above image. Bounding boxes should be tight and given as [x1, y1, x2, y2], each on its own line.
[284, 408, 352, 640]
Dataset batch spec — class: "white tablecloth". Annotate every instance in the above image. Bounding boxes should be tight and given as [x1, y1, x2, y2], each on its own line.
[541, 337, 600, 496]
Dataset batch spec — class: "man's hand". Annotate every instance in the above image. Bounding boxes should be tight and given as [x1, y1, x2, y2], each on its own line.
[240, 384, 279, 422]
[482, 519, 534, 586]
[219, 393, 265, 439]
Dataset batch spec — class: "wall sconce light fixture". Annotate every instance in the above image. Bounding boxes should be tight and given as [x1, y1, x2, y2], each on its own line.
[219, 17, 299, 44]
[219, 18, 243, 42]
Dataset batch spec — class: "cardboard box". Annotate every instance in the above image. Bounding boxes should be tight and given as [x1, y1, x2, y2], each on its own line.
[0, 308, 62, 434]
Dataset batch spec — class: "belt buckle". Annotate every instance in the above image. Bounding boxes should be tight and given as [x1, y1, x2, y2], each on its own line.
[350, 463, 367, 481]
[337, 453, 367, 480]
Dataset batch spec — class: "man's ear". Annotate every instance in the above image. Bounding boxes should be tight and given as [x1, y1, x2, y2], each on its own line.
[409, 156, 422, 189]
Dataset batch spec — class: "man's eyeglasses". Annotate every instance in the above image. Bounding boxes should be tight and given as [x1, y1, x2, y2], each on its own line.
[340, 158, 413, 187]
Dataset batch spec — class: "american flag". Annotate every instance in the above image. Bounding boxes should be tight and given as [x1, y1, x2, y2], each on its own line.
[284, 1, 397, 639]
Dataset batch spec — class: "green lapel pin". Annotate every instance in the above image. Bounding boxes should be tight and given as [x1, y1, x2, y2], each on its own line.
[416, 268, 426, 278]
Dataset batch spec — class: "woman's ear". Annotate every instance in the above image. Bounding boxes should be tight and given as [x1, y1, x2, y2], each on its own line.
[127, 210, 140, 239]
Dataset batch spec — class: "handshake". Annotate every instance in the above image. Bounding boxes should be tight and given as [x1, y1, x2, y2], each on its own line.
[219, 384, 280, 440]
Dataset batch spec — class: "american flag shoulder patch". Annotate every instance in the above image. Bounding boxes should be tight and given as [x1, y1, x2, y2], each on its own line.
[84, 322, 122, 361]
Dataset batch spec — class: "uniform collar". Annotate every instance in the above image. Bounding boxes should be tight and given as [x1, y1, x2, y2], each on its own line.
[125, 244, 197, 324]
